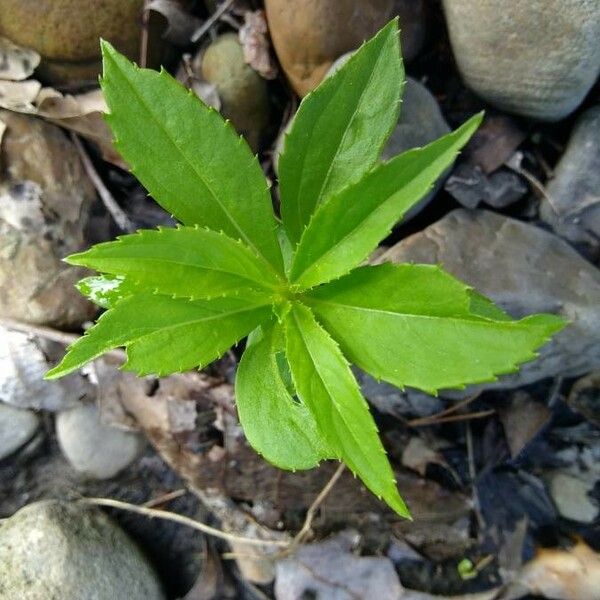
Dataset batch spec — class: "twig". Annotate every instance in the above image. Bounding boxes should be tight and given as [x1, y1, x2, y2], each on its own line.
[80, 496, 289, 548]
[191, 0, 235, 42]
[139, 0, 151, 69]
[505, 151, 560, 213]
[410, 410, 495, 427]
[407, 393, 482, 427]
[72, 133, 135, 233]
[0, 317, 126, 361]
[288, 463, 346, 551]
[142, 488, 187, 508]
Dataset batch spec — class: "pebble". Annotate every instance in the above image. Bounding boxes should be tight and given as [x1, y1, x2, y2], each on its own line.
[56, 403, 144, 479]
[0, 500, 166, 599]
[540, 105, 600, 258]
[199, 33, 270, 152]
[442, 0, 600, 121]
[394, 0, 427, 63]
[377, 209, 600, 390]
[265, 0, 393, 96]
[548, 471, 598, 523]
[0, 0, 143, 83]
[0, 403, 39, 460]
[0, 111, 96, 327]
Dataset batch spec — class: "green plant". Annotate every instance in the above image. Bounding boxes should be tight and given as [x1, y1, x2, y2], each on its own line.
[46, 20, 565, 517]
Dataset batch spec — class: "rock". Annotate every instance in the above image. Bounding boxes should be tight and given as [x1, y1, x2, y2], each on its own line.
[359, 372, 444, 419]
[382, 77, 451, 218]
[0, 111, 96, 327]
[377, 209, 600, 390]
[0, 500, 166, 599]
[0, 327, 92, 412]
[445, 163, 528, 209]
[382, 77, 450, 161]
[56, 404, 144, 479]
[275, 530, 404, 600]
[0, 403, 39, 460]
[199, 33, 270, 151]
[0, 0, 143, 83]
[265, 0, 394, 96]
[393, 0, 427, 63]
[540, 106, 600, 258]
[548, 471, 598, 523]
[442, 0, 600, 121]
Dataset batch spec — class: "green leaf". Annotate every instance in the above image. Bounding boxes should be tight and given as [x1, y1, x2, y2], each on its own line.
[45, 294, 270, 379]
[67, 226, 283, 300]
[290, 114, 482, 289]
[100, 41, 283, 273]
[283, 301, 410, 517]
[236, 321, 332, 470]
[306, 264, 566, 394]
[279, 19, 403, 244]
[75, 275, 142, 309]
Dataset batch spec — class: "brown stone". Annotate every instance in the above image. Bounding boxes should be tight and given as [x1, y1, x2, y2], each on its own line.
[265, 0, 394, 96]
[0, 111, 96, 327]
[0, 0, 146, 83]
[200, 33, 270, 151]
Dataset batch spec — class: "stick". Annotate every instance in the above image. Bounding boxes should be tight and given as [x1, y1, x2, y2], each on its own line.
[72, 133, 135, 233]
[191, 0, 235, 42]
[289, 462, 346, 550]
[80, 496, 289, 548]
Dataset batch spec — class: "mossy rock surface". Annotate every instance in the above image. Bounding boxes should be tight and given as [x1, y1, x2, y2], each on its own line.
[0, 0, 143, 62]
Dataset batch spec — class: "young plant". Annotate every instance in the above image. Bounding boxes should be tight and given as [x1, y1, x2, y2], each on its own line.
[46, 20, 565, 517]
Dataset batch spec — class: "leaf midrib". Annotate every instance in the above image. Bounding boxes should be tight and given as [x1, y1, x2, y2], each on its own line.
[290, 307, 374, 464]
[82, 255, 277, 291]
[107, 55, 263, 259]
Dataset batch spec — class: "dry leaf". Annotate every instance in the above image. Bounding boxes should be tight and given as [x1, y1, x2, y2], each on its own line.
[402, 436, 447, 477]
[516, 540, 600, 600]
[147, 0, 203, 46]
[239, 10, 278, 80]
[0, 79, 41, 111]
[0, 37, 40, 81]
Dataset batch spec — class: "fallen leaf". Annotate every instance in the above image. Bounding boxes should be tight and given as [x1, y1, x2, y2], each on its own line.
[147, 0, 203, 46]
[516, 540, 600, 600]
[0, 37, 40, 81]
[402, 436, 447, 477]
[498, 392, 551, 458]
[0, 79, 41, 111]
[239, 10, 278, 80]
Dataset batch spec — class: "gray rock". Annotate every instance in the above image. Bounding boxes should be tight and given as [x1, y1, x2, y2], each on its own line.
[0, 500, 166, 600]
[394, 0, 427, 63]
[540, 106, 600, 256]
[275, 530, 403, 600]
[442, 0, 600, 121]
[377, 209, 600, 390]
[359, 371, 444, 420]
[0, 111, 96, 327]
[56, 404, 144, 479]
[382, 77, 452, 220]
[0, 327, 91, 411]
[445, 163, 528, 209]
[382, 77, 451, 161]
[0, 403, 39, 460]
